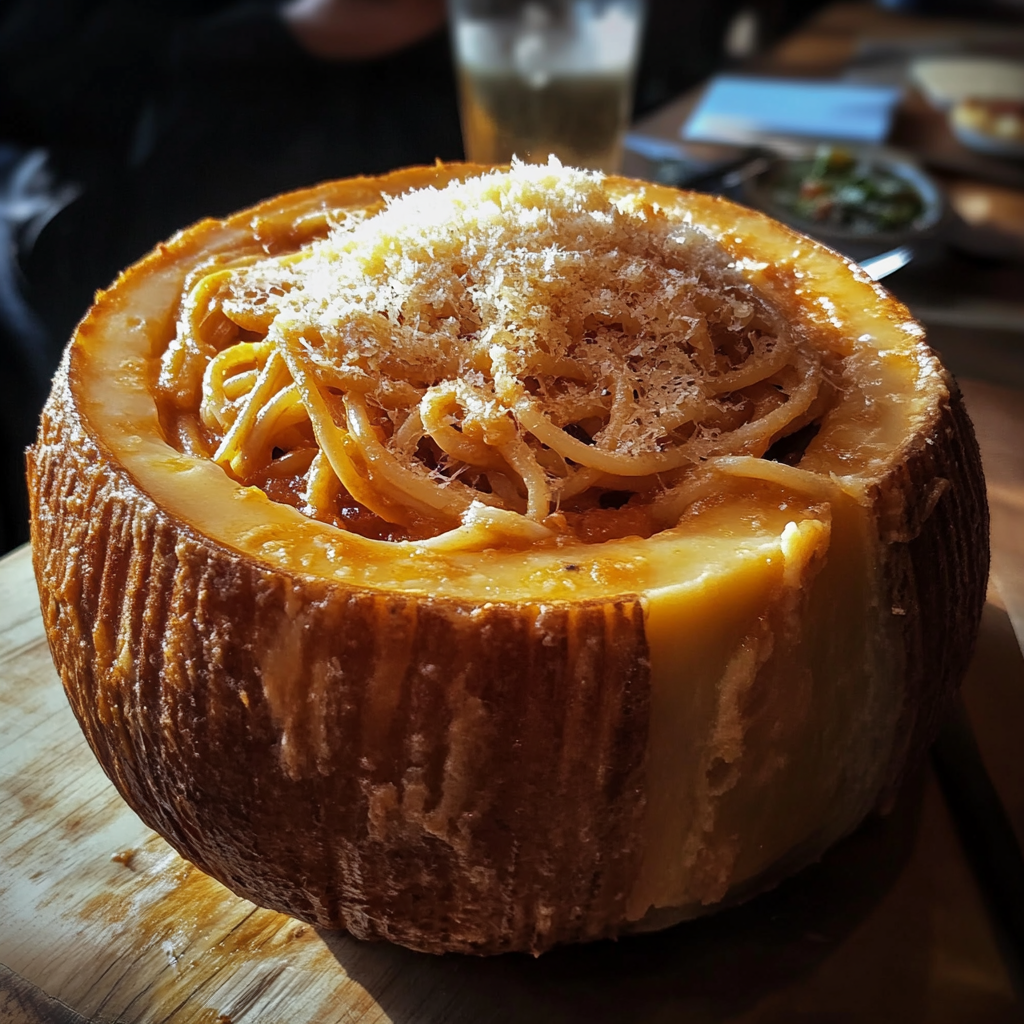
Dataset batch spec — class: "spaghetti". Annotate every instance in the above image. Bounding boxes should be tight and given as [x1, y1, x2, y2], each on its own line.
[156, 162, 834, 547]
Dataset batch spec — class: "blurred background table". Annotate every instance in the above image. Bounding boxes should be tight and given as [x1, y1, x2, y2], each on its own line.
[627, 2, 1024, 382]
[622, 1, 1024, 1016]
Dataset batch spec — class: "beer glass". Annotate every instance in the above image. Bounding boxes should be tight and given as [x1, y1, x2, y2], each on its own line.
[447, 0, 645, 173]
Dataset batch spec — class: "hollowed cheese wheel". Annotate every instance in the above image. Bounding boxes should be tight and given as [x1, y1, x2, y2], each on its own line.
[28, 163, 989, 955]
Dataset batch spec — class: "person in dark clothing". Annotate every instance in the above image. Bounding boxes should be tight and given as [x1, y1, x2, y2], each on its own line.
[5, 0, 465, 355]
[0, 0, 467, 551]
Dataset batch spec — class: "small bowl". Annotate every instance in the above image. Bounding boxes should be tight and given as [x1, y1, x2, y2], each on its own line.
[741, 146, 945, 262]
[950, 99, 1024, 160]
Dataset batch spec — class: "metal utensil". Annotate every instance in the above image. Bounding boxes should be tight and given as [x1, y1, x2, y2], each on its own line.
[859, 245, 914, 280]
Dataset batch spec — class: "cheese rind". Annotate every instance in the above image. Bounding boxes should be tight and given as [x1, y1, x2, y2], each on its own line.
[28, 164, 989, 955]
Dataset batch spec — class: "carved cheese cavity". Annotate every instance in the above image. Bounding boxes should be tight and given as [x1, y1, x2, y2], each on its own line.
[76, 160, 932, 616]
[154, 160, 841, 552]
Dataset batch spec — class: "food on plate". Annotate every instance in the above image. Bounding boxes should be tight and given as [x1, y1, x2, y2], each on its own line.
[760, 146, 927, 235]
[951, 97, 1024, 157]
[28, 161, 989, 955]
[952, 97, 1024, 143]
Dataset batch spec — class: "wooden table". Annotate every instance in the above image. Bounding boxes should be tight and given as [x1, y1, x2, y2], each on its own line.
[1, 377, 1022, 1023]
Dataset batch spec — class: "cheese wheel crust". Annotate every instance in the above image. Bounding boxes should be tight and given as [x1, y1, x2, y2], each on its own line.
[27, 165, 989, 955]
[31, 376, 650, 952]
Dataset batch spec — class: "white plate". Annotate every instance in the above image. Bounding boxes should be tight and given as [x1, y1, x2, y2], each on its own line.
[910, 57, 1024, 109]
[952, 121, 1024, 160]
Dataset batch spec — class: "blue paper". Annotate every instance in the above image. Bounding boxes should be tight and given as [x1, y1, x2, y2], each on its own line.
[682, 76, 902, 146]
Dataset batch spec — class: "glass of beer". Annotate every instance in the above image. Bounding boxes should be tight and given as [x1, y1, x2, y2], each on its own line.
[448, 0, 645, 173]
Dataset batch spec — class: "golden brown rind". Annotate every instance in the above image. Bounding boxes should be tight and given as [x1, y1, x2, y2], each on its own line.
[29, 362, 650, 955]
[875, 367, 989, 806]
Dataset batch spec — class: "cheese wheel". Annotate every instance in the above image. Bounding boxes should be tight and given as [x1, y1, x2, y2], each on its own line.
[28, 162, 989, 955]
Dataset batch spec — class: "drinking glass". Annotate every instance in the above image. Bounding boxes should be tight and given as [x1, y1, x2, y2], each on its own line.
[447, 0, 645, 173]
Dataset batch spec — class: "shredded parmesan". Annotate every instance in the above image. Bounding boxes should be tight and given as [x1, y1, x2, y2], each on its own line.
[157, 160, 828, 547]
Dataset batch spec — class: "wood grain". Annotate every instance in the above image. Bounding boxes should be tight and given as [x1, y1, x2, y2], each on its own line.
[2, 524, 1023, 1022]
[960, 378, 1024, 649]
[0, 965, 90, 1024]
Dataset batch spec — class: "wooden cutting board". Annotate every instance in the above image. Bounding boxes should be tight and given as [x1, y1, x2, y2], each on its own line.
[2, 537, 1023, 1023]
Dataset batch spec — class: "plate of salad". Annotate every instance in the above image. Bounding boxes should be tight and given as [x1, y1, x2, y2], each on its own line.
[742, 146, 944, 258]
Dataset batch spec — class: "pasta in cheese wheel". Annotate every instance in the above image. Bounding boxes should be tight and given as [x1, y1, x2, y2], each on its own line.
[28, 161, 988, 955]
[160, 162, 832, 543]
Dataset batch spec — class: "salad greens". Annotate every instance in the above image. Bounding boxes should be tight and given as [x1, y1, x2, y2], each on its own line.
[766, 147, 925, 234]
